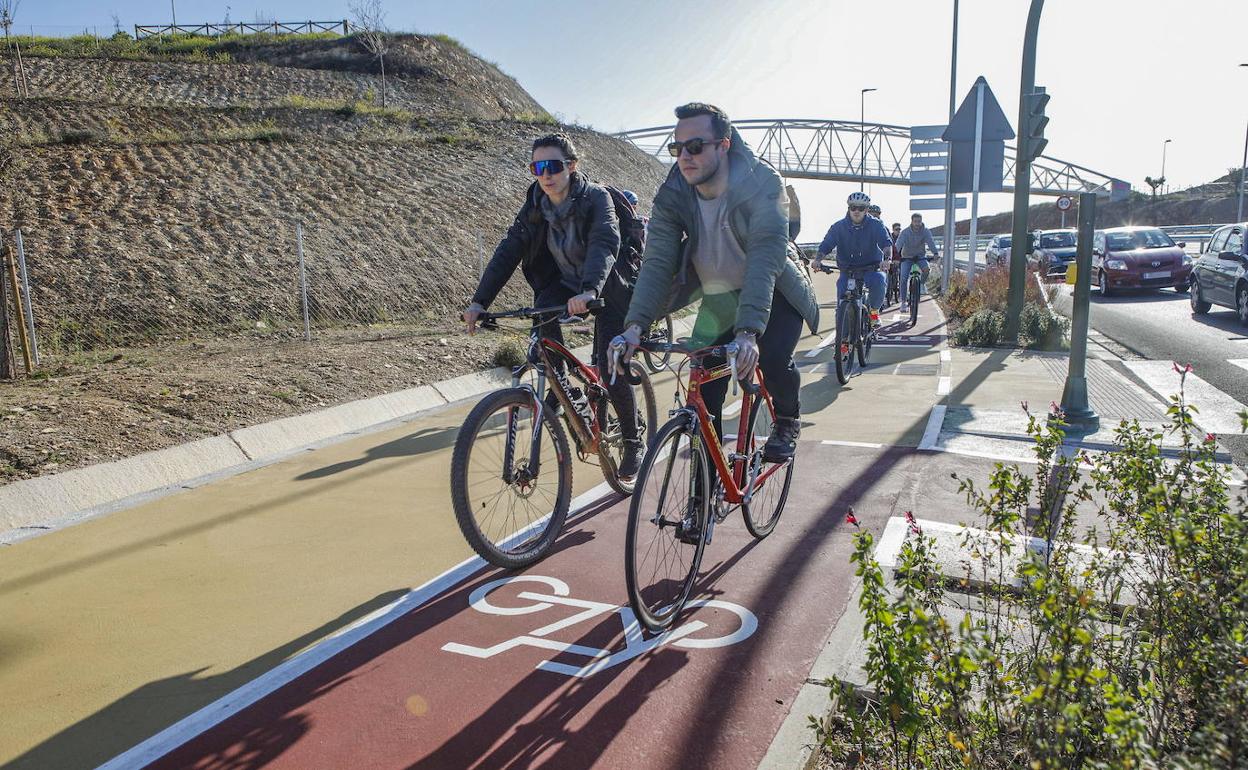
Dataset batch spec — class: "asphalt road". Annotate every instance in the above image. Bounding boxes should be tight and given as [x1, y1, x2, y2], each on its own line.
[1052, 284, 1248, 465]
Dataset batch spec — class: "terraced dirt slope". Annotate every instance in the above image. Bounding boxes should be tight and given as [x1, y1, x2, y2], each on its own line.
[0, 34, 667, 484]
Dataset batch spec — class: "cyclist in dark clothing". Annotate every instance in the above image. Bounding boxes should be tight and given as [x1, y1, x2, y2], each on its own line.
[463, 133, 644, 478]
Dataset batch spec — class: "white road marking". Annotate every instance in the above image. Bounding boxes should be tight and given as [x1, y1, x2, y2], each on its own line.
[1123, 361, 1248, 433]
[804, 329, 838, 358]
[97, 481, 617, 769]
[940, 350, 952, 363]
[1229, 359, 1248, 373]
[820, 439, 885, 449]
[937, 376, 952, 395]
[918, 405, 947, 451]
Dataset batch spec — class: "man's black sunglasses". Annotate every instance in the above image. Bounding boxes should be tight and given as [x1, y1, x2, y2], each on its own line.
[530, 159, 568, 176]
[667, 137, 725, 158]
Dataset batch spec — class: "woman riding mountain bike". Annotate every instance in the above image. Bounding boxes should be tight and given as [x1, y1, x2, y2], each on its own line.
[462, 132, 646, 479]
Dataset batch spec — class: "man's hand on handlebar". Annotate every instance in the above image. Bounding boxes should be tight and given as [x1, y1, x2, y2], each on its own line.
[733, 330, 759, 379]
[607, 324, 643, 384]
[463, 302, 486, 335]
[567, 292, 597, 316]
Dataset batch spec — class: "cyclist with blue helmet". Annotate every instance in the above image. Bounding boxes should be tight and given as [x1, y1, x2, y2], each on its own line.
[815, 192, 892, 327]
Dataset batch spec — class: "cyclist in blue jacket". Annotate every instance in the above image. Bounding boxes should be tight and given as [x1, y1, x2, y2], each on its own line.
[815, 192, 893, 327]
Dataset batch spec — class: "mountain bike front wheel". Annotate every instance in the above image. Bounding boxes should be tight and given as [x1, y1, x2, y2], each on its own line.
[834, 300, 857, 385]
[857, 303, 873, 367]
[450, 388, 572, 569]
[909, 275, 921, 327]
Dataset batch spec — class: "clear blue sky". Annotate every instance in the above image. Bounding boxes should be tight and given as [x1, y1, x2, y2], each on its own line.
[22, 0, 1248, 236]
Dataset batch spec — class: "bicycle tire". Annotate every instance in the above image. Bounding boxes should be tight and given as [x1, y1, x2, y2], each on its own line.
[741, 398, 793, 539]
[598, 360, 658, 495]
[857, 302, 872, 367]
[642, 315, 674, 373]
[625, 414, 709, 633]
[908, 275, 921, 327]
[450, 388, 572, 569]
[834, 300, 856, 385]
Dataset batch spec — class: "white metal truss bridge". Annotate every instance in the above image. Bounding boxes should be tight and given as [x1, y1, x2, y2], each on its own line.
[615, 119, 1130, 200]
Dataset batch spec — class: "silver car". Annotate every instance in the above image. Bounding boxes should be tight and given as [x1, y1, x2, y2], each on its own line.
[985, 234, 1012, 266]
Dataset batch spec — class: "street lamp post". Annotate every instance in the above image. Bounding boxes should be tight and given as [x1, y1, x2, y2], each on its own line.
[1238, 64, 1247, 222]
[1160, 138, 1171, 193]
[860, 87, 876, 191]
[942, 0, 959, 291]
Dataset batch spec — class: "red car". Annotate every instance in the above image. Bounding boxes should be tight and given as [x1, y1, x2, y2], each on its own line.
[1091, 226, 1192, 297]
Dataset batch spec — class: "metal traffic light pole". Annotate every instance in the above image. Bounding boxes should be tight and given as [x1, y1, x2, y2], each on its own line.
[1005, 0, 1046, 343]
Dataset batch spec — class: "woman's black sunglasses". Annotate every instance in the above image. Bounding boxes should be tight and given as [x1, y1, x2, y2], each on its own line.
[530, 159, 568, 176]
[666, 137, 725, 158]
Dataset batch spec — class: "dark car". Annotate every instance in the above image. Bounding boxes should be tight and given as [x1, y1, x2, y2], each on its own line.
[1190, 222, 1248, 323]
[1092, 226, 1192, 297]
[1032, 229, 1078, 279]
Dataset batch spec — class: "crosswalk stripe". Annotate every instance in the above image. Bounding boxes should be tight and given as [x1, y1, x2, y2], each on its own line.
[1123, 361, 1248, 433]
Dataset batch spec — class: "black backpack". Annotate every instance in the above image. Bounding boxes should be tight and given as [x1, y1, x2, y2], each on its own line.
[604, 186, 646, 285]
[601, 185, 647, 308]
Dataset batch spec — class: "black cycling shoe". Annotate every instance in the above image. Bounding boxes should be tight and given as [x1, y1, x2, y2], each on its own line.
[763, 417, 801, 463]
[617, 439, 644, 479]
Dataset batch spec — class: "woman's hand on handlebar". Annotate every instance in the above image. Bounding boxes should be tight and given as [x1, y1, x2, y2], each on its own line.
[567, 292, 597, 316]
[463, 302, 486, 335]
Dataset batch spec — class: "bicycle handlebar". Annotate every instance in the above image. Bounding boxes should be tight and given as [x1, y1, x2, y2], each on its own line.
[480, 299, 604, 329]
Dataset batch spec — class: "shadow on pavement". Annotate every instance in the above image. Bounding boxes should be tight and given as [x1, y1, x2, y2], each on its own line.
[5, 589, 410, 770]
[670, 344, 1014, 761]
[295, 425, 460, 481]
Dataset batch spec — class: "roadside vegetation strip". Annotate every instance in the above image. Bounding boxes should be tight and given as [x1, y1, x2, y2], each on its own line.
[98, 480, 616, 770]
[814, 395, 1248, 768]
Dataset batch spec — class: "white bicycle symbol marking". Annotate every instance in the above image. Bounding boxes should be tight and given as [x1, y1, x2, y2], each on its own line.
[441, 575, 758, 678]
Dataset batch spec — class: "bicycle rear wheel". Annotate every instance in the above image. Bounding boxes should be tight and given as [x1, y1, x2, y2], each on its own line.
[450, 388, 572, 569]
[598, 360, 658, 495]
[834, 301, 857, 385]
[642, 315, 674, 373]
[742, 398, 793, 539]
[625, 414, 709, 633]
[909, 275, 921, 327]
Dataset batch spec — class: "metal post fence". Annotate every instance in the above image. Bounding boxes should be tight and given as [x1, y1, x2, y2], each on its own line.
[296, 222, 312, 342]
[14, 229, 38, 366]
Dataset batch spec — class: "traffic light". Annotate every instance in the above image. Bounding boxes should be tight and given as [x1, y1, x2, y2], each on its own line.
[1025, 88, 1050, 162]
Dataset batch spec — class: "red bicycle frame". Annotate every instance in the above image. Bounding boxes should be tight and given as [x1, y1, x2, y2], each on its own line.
[676, 350, 787, 505]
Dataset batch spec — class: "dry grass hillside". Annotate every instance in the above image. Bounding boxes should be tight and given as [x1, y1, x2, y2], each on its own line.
[0, 33, 667, 485]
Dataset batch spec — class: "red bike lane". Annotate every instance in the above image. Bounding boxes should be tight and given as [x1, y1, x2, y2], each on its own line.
[145, 440, 926, 770]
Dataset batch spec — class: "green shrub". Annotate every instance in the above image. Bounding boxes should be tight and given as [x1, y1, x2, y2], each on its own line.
[514, 110, 557, 126]
[1018, 303, 1068, 350]
[821, 390, 1248, 768]
[23, 44, 61, 58]
[953, 309, 1005, 347]
[492, 338, 528, 369]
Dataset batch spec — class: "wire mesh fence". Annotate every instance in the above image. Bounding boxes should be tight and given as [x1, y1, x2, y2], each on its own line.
[0, 219, 505, 378]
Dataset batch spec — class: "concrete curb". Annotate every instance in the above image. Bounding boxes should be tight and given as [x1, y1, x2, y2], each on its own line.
[0, 362, 521, 542]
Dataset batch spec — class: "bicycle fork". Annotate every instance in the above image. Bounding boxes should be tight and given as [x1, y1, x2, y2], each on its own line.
[502, 367, 548, 484]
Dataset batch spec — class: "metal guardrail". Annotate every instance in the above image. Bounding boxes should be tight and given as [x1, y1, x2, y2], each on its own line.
[616, 119, 1130, 200]
[134, 20, 349, 39]
[798, 223, 1230, 257]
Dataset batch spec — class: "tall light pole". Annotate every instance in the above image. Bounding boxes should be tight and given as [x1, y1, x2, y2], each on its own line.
[860, 87, 876, 191]
[1238, 64, 1247, 222]
[1160, 138, 1171, 192]
[942, 0, 959, 290]
[170, 0, 177, 28]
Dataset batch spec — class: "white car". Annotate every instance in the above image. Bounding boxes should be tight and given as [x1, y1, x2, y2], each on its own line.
[985, 234, 1012, 266]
